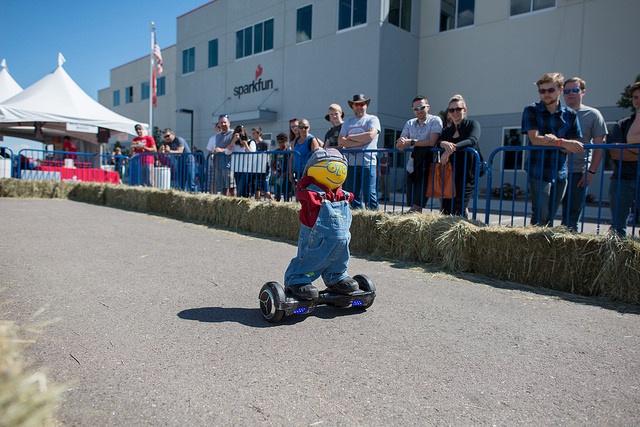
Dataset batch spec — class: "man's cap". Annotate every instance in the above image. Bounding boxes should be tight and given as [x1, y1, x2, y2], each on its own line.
[304, 148, 347, 176]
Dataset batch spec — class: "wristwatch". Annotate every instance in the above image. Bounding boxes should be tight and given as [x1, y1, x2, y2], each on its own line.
[410, 139, 416, 146]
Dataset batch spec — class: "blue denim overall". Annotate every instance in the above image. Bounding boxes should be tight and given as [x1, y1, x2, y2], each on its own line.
[284, 184, 352, 287]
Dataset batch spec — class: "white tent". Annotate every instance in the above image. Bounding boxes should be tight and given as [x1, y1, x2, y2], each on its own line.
[0, 55, 146, 145]
[0, 59, 23, 102]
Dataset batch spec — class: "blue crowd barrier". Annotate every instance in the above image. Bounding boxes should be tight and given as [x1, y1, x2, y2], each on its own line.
[5, 144, 640, 237]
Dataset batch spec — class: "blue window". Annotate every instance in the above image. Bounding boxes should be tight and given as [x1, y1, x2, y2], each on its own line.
[125, 86, 133, 104]
[297, 5, 313, 43]
[113, 90, 120, 106]
[182, 47, 195, 74]
[338, 0, 367, 31]
[157, 76, 166, 96]
[208, 39, 219, 68]
[510, 0, 556, 16]
[236, 18, 274, 59]
[440, 0, 474, 32]
[141, 81, 150, 100]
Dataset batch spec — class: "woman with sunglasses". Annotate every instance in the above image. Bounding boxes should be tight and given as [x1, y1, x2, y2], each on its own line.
[437, 94, 482, 217]
[288, 119, 322, 189]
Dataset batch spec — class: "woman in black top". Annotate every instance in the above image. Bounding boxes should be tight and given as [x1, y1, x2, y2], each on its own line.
[438, 94, 482, 217]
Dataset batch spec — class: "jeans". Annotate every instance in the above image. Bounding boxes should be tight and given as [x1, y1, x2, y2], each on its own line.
[561, 172, 586, 232]
[528, 176, 567, 226]
[609, 178, 638, 237]
[284, 197, 352, 287]
[345, 165, 378, 210]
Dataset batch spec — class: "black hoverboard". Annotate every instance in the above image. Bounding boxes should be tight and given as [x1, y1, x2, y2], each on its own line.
[258, 274, 376, 323]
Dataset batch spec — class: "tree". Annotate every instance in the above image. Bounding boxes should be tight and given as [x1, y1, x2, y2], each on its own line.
[616, 74, 640, 111]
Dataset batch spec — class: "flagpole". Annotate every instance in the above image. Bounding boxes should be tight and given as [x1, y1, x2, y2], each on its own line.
[149, 22, 155, 136]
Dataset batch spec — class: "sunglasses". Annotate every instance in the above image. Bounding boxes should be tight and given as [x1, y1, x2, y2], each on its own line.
[538, 87, 558, 94]
[218, 114, 228, 119]
[563, 87, 581, 94]
[353, 102, 367, 107]
[448, 107, 464, 113]
[412, 105, 427, 111]
[298, 125, 309, 130]
[163, 134, 172, 138]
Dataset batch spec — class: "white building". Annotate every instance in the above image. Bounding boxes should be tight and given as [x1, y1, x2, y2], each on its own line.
[98, 0, 639, 194]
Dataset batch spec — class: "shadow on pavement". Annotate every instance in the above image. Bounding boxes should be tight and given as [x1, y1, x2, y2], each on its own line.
[177, 305, 370, 327]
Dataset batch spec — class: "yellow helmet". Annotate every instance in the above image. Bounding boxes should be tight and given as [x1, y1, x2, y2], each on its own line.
[304, 149, 348, 190]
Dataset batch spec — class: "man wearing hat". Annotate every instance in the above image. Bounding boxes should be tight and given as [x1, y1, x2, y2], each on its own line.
[284, 148, 359, 300]
[324, 103, 344, 148]
[339, 94, 381, 210]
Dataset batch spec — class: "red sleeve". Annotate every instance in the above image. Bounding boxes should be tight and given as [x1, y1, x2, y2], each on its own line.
[298, 189, 324, 227]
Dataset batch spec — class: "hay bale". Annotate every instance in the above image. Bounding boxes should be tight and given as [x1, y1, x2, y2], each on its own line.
[105, 185, 149, 212]
[374, 214, 430, 261]
[473, 226, 605, 294]
[147, 188, 176, 216]
[435, 217, 481, 272]
[68, 182, 106, 205]
[592, 234, 640, 304]
[350, 210, 387, 254]
[0, 178, 23, 197]
[244, 200, 299, 241]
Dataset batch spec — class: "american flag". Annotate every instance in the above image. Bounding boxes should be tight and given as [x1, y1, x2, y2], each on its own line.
[153, 36, 163, 75]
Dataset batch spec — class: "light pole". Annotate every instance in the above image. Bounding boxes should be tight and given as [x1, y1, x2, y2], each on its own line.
[178, 108, 194, 150]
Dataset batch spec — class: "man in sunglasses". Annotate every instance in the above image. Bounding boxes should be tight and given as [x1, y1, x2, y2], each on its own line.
[521, 72, 584, 226]
[339, 94, 381, 210]
[560, 77, 608, 232]
[395, 96, 443, 213]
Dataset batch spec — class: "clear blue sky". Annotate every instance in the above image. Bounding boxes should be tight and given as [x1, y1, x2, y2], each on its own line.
[1, 0, 208, 100]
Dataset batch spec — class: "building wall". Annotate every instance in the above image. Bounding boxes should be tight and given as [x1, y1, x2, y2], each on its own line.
[98, 0, 638, 198]
[98, 45, 177, 140]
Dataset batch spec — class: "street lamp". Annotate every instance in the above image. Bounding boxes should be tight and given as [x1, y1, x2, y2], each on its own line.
[178, 108, 194, 150]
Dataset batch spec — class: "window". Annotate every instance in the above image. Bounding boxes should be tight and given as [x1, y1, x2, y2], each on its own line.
[338, 0, 367, 31]
[236, 19, 274, 59]
[113, 90, 120, 107]
[297, 5, 313, 43]
[141, 81, 150, 101]
[182, 47, 195, 74]
[389, 0, 411, 31]
[208, 39, 219, 68]
[510, 0, 556, 16]
[125, 86, 133, 104]
[502, 127, 526, 170]
[440, 0, 474, 32]
[157, 76, 166, 97]
[383, 128, 404, 167]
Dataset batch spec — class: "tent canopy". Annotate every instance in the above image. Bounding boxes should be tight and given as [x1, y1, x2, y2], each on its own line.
[0, 59, 23, 102]
[0, 57, 146, 145]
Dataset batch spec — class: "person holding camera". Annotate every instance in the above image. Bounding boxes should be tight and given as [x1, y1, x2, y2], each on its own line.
[225, 125, 256, 197]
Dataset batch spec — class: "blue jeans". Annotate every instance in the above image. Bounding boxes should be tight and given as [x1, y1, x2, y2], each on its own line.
[609, 178, 638, 237]
[561, 172, 586, 232]
[284, 197, 352, 287]
[345, 165, 378, 210]
[528, 176, 567, 226]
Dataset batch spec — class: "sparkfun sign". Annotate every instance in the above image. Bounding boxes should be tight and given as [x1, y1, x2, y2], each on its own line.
[233, 64, 274, 99]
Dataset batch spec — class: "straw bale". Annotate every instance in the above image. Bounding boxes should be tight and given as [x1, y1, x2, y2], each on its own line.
[373, 214, 430, 261]
[435, 217, 481, 272]
[244, 200, 300, 241]
[105, 186, 149, 212]
[147, 188, 177, 216]
[473, 226, 606, 294]
[592, 234, 640, 303]
[350, 210, 387, 254]
[68, 182, 106, 205]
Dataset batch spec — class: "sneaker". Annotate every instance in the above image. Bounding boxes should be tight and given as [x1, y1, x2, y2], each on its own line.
[326, 277, 359, 295]
[285, 283, 319, 300]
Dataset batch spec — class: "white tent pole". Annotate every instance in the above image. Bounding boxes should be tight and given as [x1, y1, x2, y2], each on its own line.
[149, 22, 155, 136]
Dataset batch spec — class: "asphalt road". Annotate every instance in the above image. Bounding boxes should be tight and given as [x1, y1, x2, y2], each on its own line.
[1, 198, 638, 426]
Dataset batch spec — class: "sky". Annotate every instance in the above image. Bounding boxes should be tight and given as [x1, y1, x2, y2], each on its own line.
[0, 0, 209, 151]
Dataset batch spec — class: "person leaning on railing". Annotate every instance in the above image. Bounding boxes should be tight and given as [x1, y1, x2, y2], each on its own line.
[437, 94, 481, 218]
[607, 81, 640, 237]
